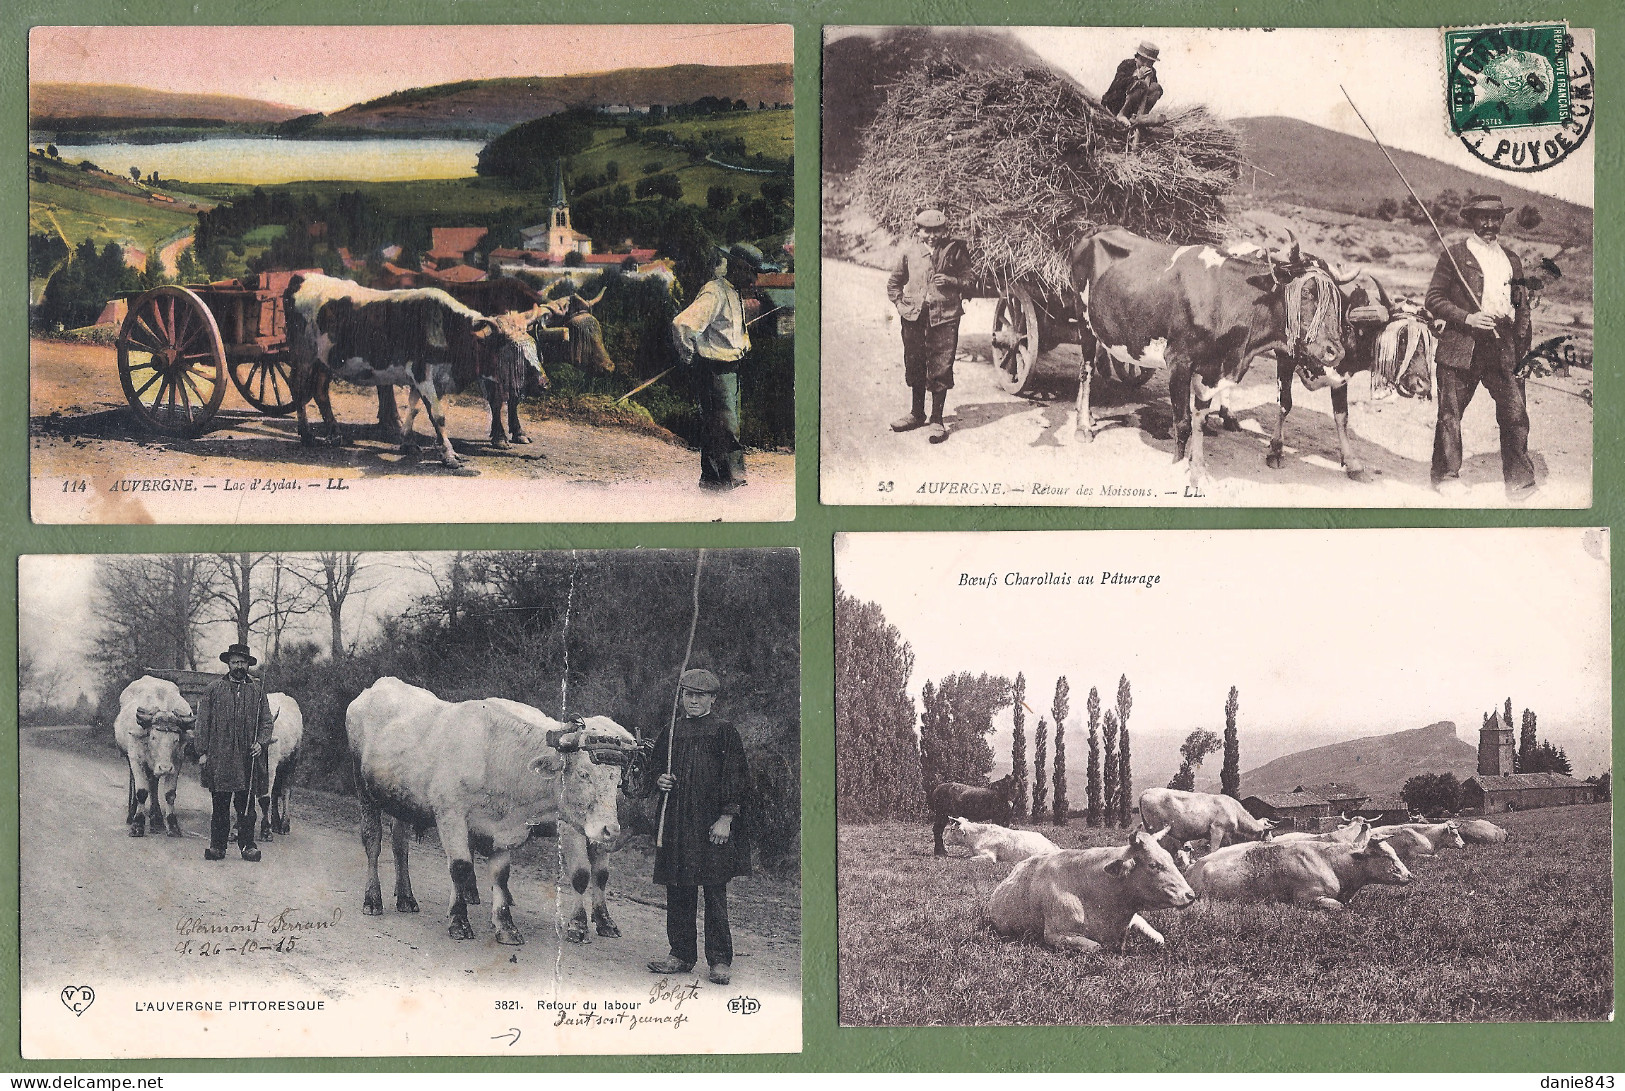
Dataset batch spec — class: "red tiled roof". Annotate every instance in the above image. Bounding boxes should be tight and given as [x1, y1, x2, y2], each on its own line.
[583, 253, 633, 265]
[628, 248, 657, 262]
[421, 263, 488, 284]
[428, 226, 488, 259]
[488, 248, 540, 264]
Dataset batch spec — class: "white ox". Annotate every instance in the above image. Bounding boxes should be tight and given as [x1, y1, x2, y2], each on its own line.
[945, 817, 1060, 863]
[113, 676, 195, 838]
[1369, 820, 1465, 864]
[345, 677, 639, 945]
[1185, 829, 1412, 910]
[1273, 815, 1371, 843]
[989, 827, 1198, 952]
[1458, 817, 1512, 844]
[256, 693, 304, 842]
[1138, 787, 1277, 854]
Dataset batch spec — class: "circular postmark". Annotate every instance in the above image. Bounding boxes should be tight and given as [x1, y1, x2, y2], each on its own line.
[1446, 26, 1594, 173]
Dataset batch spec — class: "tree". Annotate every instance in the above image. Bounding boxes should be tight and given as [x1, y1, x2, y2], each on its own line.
[636, 173, 684, 201]
[833, 583, 925, 819]
[46, 144, 58, 159]
[1051, 676, 1070, 825]
[1116, 674, 1133, 827]
[605, 161, 620, 182]
[293, 552, 374, 659]
[90, 555, 212, 721]
[1085, 686, 1102, 826]
[1221, 686, 1241, 798]
[1402, 195, 1430, 225]
[1434, 188, 1463, 225]
[475, 114, 595, 184]
[1517, 204, 1543, 230]
[1401, 772, 1462, 816]
[1526, 740, 1572, 776]
[918, 680, 944, 791]
[1032, 716, 1048, 820]
[130, 165, 141, 182]
[259, 554, 320, 659]
[707, 185, 735, 211]
[1374, 197, 1399, 221]
[1169, 729, 1223, 791]
[1102, 709, 1119, 826]
[564, 250, 585, 267]
[1010, 672, 1029, 819]
[1519, 708, 1537, 773]
[173, 245, 205, 285]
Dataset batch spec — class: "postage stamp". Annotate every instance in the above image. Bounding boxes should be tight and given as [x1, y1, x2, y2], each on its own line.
[1445, 23, 1572, 133]
[28, 25, 796, 524]
[18, 548, 802, 1057]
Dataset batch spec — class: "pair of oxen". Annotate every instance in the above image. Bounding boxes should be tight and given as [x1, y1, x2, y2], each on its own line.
[1070, 227, 1436, 486]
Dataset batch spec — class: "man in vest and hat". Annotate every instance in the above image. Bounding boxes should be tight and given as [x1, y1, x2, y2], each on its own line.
[642, 667, 750, 985]
[1424, 193, 1537, 501]
[887, 208, 972, 443]
[673, 242, 764, 490]
[194, 643, 276, 862]
[1103, 41, 1165, 123]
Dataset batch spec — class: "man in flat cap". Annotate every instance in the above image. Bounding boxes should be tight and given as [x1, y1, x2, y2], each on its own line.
[194, 643, 276, 862]
[672, 242, 763, 489]
[643, 668, 750, 985]
[887, 208, 971, 443]
[1103, 42, 1164, 124]
[1425, 193, 1538, 500]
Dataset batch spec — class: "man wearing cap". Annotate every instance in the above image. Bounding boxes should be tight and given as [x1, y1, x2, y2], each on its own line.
[1425, 193, 1537, 500]
[672, 243, 763, 489]
[194, 644, 276, 862]
[887, 209, 972, 442]
[1103, 42, 1164, 123]
[643, 668, 750, 985]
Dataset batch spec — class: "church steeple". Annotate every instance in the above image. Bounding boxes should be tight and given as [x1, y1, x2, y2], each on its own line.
[551, 161, 568, 211]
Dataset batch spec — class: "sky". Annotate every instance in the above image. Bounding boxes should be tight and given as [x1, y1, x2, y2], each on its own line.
[29, 24, 793, 113]
[1012, 26, 1595, 208]
[835, 529, 1612, 776]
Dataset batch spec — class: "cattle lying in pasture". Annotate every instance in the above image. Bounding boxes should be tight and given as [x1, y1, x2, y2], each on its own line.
[946, 817, 1059, 863]
[989, 826, 1197, 952]
[114, 676, 196, 838]
[1273, 815, 1371, 844]
[345, 677, 642, 945]
[1184, 830, 1412, 910]
[1370, 820, 1465, 864]
[1137, 787, 1277, 854]
[256, 692, 304, 841]
[1458, 817, 1513, 844]
[931, 777, 1017, 856]
[285, 274, 546, 467]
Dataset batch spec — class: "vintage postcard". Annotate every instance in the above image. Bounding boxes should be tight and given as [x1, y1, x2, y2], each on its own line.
[834, 529, 1610, 1024]
[28, 25, 795, 523]
[19, 548, 801, 1056]
[821, 27, 1594, 507]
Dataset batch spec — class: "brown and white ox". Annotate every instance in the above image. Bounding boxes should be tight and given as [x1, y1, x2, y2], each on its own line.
[285, 274, 546, 467]
[1071, 227, 1347, 486]
[113, 676, 195, 838]
[930, 775, 1017, 856]
[255, 692, 303, 842]
[345, 677, 643, 945]
[1138, 787, 1277, 855]
[1185, 827, 1413, 910]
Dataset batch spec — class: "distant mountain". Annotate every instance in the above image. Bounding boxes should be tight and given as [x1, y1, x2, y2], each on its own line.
[1196, 721, 1479, 799]
[30, 83, 304, 125]
[1233, 116, 1592, 241]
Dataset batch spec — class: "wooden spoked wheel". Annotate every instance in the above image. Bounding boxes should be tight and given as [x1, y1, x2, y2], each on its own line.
[116, 286, 228, 437]
[991, 284, 1041, 395]
[229, 356, 299, 416]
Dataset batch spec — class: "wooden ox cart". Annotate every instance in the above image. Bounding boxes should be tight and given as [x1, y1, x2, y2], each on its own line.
[980, 274, 1155, 397]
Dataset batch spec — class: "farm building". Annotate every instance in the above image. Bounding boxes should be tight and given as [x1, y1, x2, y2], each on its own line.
[1461, 773, 1602, 813]
[1297, 783, 1367, 814]
[1351, 796, 1412, 825]
[1243, 789, 1333, 831]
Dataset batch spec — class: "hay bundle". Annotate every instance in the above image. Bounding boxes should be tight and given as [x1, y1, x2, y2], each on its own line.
[852, 55, 1246, 296]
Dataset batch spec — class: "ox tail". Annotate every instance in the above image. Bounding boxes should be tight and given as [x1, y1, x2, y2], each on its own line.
[272, 745, 300, 802]
[125, 761, 137, 824]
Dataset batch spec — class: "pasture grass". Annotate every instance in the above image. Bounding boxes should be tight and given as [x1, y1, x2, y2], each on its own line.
[838, 805, 1612, 1025]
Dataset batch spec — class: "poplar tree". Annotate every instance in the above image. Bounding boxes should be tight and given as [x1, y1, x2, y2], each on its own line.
[1103, 709, 1119, 827]
[1086, 686, 1102, 826]
[1116, 674, 1133, 827]
[1032, 717, 1049, 819]
[1051, 676, 1070, 825]
[1221, 685, 1241, 798]
[1010, 672, 1029, 819]
[1519, 708, 1538, 773]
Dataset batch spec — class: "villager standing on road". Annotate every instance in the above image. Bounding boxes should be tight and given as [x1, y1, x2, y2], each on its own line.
[195, 643, 275, 863]
[1425, 193, 1537, 501]
[887, 208, 971, 443]
[644, 668, 751, 986]
[672, 243, 764, 490]
[1102, 41, 1165, 123]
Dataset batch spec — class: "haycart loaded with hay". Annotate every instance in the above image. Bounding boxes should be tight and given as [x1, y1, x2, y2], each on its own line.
[853, 56, 1247, 395]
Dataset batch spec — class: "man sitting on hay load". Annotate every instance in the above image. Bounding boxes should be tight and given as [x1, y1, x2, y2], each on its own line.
[1103, 41, 1165, 130]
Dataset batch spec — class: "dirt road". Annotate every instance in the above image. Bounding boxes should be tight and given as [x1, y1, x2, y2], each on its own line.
[30, 339, 794, 523]
[20, 727, 800, 1056]
[821, 260, 1591, 507]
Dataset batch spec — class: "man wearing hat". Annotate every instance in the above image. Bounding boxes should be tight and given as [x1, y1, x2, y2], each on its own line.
[887, 208, 972, 442]
[672, 242, 763, 489]
[1424, 193, 1537, 500]
[194, 644, 276, 862]
[1103, 42, 1164, 123]
[642, 668, 750, 985]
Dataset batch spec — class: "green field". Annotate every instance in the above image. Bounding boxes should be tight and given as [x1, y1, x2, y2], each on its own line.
[838, 804, 1612, 1025]
[27, 156, 199, 257]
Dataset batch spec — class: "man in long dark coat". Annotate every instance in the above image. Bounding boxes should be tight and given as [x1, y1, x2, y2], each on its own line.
[195, 643, 276, 862]
[644, 668, 750, 984]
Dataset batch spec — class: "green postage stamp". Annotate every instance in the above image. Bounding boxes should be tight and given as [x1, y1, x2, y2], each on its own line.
[1446, 22, 1573, 133]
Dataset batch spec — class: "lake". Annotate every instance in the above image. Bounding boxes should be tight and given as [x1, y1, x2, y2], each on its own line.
[44, 137, 484, 184]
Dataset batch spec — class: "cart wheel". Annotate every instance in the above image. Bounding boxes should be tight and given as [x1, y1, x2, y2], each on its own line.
[991, 285, 1041, 395]
[116, 286, 228, 437]
[1098, 355, 1157, 388]
[229, 356, 299, 416]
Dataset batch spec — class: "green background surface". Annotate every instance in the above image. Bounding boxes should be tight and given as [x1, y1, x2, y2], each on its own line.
[3, 0, 1621, 1073]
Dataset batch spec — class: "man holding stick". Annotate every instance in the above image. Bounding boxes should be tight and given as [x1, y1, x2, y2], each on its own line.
[194, 643, 275, 863]
[672, 243, 763, 490]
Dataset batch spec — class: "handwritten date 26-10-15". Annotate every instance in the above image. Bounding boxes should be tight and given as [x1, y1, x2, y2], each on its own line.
[175, 936, 302, 957]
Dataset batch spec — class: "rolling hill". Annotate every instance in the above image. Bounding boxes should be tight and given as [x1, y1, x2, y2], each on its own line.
[30, 83, 304, 125]
[1196, 720, 1479, 798]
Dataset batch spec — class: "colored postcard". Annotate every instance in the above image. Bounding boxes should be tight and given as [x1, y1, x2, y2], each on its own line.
[834, 529, 1610, 1024]
[821, 27, 1593, 508]
[29, 25, 795, 523]
[19, 549, 802, 1056]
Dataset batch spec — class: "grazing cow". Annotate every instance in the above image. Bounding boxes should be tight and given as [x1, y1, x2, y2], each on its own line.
[930, 776, 1017, 856]
[255, 692, 304, 841]
[989, 827, 1198, 952]
[346, 678, 641, 945]
[1458, 817, 1512, 844]
[113, 676, 195, 838]
[1070, 227, 1346, 486]
[1370, 819, 1465, 864]
[945, 816, 1060, 863]
[1137, 787, 1277, 854]
[1185, 829, 1412, 910]
[1273, 815, 1371, 843]
[285, 274, 546, 467]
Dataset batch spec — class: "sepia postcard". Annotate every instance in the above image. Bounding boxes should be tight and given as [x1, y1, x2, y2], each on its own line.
[18, 548, 802, 1056]
[821, 26, 1594, 508]
[28, 25, 796, 523]
[834, 529, 1610, 1024]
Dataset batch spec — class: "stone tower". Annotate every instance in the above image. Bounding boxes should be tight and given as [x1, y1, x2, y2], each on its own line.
[1478, 708, 1515, 775]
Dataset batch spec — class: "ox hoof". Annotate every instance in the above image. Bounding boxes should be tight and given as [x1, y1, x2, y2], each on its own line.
[1073, 425, 1094, 444]
[564, 917, 589, 944]
[397, 895, 419, 914]
[496, 929, 525, 947]
[275, 819, 291, 835]
[595, 914, 621, 939]
[440, 456, 465, 470]
[489, 436, 511, 450]
[129, 815, 146, 837]
[362, 893, 384, 916]
[1345, 466, 1373, 484]
[259, 824, 273, 841]
[448, 918, 476, 941]
[1266, 451, 1286, 470]
[323, 434, 347, 448]
[399, 443, 420, 458]
[166, 817, 183, 838]
[512, 433, 533, 445]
